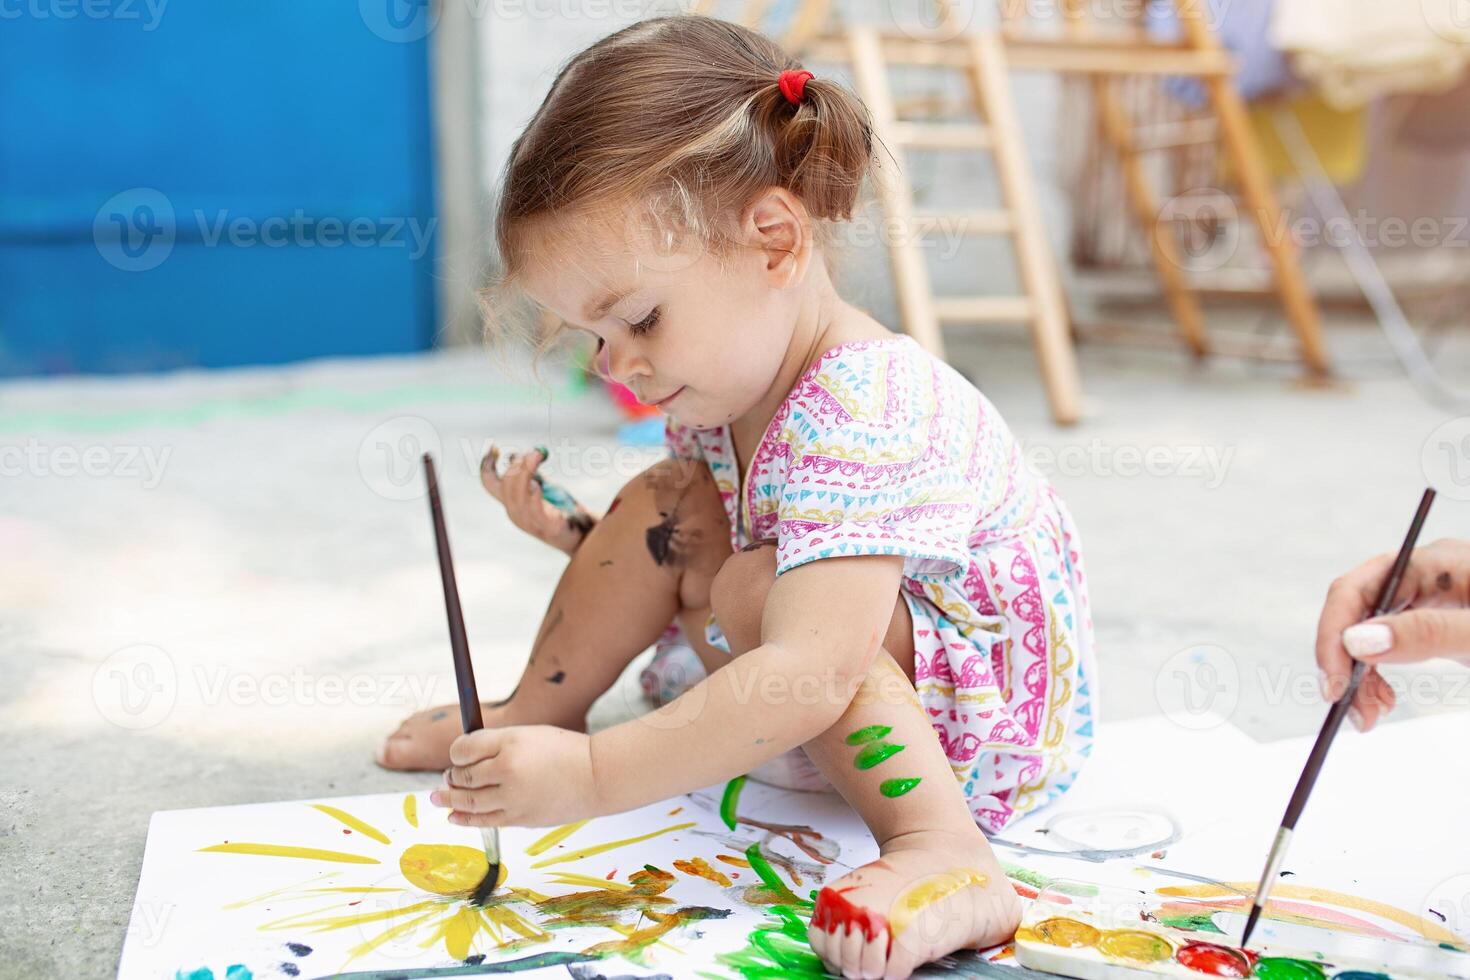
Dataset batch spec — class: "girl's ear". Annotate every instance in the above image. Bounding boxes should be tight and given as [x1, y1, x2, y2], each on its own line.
[743, 186, 812, 290]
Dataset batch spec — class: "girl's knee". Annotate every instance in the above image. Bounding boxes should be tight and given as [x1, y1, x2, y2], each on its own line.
[709, 540, 777, 645]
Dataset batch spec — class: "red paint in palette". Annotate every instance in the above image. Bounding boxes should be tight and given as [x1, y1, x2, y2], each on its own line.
[813, 885, 891, 957]
[1176, 941, 1257, 977]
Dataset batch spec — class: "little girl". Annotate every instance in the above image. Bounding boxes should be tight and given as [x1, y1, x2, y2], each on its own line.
[379, 15, 1097, 978]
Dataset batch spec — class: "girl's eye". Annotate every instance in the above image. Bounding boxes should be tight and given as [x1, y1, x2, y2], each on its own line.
[629, 307, 661, 336]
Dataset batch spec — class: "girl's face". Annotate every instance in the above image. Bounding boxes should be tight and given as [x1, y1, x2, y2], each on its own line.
[518, 193, 811, 430]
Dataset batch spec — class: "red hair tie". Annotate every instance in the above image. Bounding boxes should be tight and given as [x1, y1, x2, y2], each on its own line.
[778, 68, 814, 105]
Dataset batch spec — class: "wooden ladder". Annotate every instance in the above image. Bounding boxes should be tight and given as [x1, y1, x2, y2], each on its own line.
[845, 25, 1083, 424]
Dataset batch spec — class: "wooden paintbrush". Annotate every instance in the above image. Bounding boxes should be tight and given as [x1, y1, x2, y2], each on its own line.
[422, 452, 502, 905]
[1239, 487, 1437, 949]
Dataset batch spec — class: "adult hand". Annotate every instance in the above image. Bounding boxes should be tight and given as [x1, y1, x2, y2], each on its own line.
[1315, 539, 1470, 732]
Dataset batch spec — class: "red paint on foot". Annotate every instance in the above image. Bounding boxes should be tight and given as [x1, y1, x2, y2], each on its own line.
[1176, 942, 1256, 977]
[813, 885, 891, 957]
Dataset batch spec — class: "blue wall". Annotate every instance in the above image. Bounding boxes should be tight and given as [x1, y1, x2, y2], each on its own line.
[0, 0, 439, 375]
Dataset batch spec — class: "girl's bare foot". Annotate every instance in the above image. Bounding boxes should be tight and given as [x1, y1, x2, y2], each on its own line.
[808, 827, 1021, 980]
[377, 700, 582, 771]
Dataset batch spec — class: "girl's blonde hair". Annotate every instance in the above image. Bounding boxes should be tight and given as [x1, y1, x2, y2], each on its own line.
[481, 14, 879, 363]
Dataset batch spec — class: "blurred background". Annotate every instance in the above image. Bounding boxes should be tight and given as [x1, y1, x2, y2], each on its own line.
[2, 1, 1469, 975]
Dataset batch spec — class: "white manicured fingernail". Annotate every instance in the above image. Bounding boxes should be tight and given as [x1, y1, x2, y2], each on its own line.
[1343, 622, 1393, 658]
[1349, 706, 1366, 732]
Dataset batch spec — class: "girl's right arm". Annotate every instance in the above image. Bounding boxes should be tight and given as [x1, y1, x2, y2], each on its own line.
[480, 445, 597, 557]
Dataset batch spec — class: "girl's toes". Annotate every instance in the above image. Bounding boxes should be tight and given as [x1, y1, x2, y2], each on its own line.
[858, 930, 887, 979]
[840, 922, 866, 977]
[807, 923, 830, 967]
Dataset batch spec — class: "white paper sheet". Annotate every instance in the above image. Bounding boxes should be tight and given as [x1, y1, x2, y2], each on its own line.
[117, 713, 1470, 979]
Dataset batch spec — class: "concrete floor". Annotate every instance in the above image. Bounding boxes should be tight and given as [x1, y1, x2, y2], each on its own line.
[3, 317, 1468, 978]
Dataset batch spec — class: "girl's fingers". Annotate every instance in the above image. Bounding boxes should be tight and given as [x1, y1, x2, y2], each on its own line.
[479, 445, 502, 497]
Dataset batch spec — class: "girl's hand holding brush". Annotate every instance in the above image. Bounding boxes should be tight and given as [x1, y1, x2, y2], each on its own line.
[480, 444, 596, 557]
[430, 724, 604, 829]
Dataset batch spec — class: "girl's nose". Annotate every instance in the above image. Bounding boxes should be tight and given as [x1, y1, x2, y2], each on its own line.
[602, 341, 649, 388]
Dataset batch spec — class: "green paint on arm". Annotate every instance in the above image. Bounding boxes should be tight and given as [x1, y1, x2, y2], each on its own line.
[720, 775, 747, 831]
[879, 777, 921, 797]
[853, 741, 905, 769]
[844, 724, 891, 745]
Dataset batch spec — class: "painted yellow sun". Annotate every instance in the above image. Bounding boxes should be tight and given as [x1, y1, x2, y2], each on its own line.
[197, 794, 701, 972]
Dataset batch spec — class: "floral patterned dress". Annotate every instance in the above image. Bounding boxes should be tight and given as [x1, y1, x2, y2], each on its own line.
[639, 334, 1097, 833]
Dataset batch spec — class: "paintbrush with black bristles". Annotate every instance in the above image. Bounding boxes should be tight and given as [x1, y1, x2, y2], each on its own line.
[422, 452, 502, 905]
[1239, 487, 1436, 949]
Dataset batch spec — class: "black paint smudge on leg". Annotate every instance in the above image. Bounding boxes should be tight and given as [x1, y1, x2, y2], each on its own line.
[1438, 571, 1453, 591]
[646, 513, 680, 566]
[430, 710, 448, 722]
[547, 670, 567, 684]
[599, 559, 614, 567]
[739, 538, 775, 553]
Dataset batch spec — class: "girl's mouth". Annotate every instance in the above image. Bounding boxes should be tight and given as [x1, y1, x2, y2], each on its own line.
[653, 386, 685, 408]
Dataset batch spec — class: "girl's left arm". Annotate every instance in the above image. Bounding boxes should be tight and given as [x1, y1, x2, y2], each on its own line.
[589, 552, 907, 814]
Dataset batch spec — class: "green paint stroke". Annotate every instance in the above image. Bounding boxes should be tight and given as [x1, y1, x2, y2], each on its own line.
[844, 725, 891, 746]
[720, 775, 747, 831]
[713, 903, 827, 979]
[2, 378, 584, 436]
[1155, 913, 1224, 935]
[744, 842, 804, 906]
[1253, 957, 1327, 980]
[879, 777, 922, 798]
[853, 741, 905, 770]
[1000, 862, 1051, 891]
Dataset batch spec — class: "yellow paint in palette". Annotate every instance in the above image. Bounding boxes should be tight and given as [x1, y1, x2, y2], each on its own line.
[1098, 929, 1175, 964]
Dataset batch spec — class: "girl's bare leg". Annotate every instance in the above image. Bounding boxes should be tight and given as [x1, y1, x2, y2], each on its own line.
[378, 457, 733, 770]
[710, 543, 1022, 980]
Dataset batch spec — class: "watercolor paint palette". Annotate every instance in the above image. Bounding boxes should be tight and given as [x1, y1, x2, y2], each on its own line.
[1013, 884, 1470, 980]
